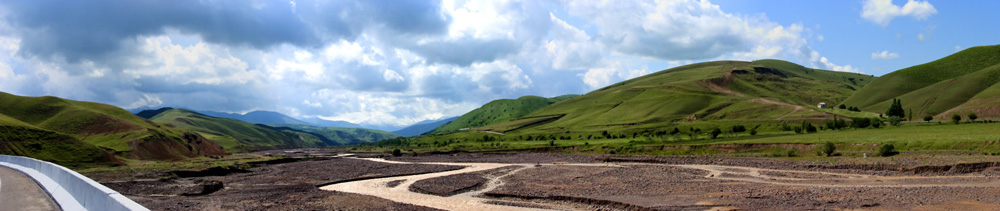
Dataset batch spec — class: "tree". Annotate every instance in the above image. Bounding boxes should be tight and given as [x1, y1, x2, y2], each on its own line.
[885, 98, 905, 118]
[969, 113, 978, 122]
[838, 104, 847, 109]
[710, 128, 722, 139]
[923, 115, 933, 123]
[908, 109, 913, 121]
[952, 114, 962, 124]
[819, 142, 836, 156]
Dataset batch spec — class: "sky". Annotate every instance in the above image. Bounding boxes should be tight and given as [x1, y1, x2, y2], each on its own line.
[0, 0, 997, 128]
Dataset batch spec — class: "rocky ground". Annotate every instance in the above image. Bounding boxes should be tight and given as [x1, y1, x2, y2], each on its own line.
[96, 157, 461, 211]
[409, 166, 521, 196]
[93, 150, 1000, 210]
[486, 164, 1000, 210]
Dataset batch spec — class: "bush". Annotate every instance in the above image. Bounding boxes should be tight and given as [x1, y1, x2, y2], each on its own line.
[887, 116, 902, 126]
[818, 142, 836, 156]
[876, 144, 897, 157]
[923, 115, 933, 123]
[710, 128, 722, 139]
[850, 117, 871, 128]
[969, 113, 978, 122]
[391, 149, 402, 157]
[838, 104, 847, 109]
[952, 114, 962, 124]
[803, 123, 817, 133]
[749, 128, 757, 136]
[793, 126, 802, 134]
[732, 125, 747, 133]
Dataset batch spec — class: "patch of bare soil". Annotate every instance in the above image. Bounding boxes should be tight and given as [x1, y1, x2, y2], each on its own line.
[487, 164, 1000, 210]
[97, 157, 461, 211]
[409, 166, 521, 196]
[388, 152, 599, 164]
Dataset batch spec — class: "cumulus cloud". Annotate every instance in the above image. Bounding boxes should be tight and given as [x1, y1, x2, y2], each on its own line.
[861, 0, 937, 27]
[871, 50, 899, 60]
[0, 0, 860, 127]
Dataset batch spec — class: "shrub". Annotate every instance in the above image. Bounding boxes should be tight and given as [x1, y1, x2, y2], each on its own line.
[876, 144, 896, 157]
[887, 116, 902, 126]
[710, 128, 722, 139]
[391, 149, 402, 157]
[850, 117, 871, 128]
[923, 115, 933, 123]
[803, 123, 817, 133]
[818, 142, 836, 156]
[793, 126, 802, 134]
[732, 125, 747, 133]
[838, 104, 847, 109]
[749, 128, 757, 136]
[969, 113, 978, 122]
[952, 114, 962, 124]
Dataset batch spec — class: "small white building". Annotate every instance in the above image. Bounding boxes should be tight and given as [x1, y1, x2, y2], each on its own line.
[817, 102, 827, 109]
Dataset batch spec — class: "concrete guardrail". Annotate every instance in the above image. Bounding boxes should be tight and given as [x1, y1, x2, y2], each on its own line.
[0, 155, 149, 211]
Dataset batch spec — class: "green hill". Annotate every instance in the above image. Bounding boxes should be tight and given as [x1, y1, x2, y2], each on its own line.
[0, 92, 227, 167]
[430, 95, 579, 134]
[271, 124, 400, 145]
[145, 109, 337, 152]
[464, 60, 874, 135]
[841, 45, 1000, 119]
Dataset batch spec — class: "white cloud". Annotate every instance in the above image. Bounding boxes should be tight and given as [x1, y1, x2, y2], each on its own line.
[917, 33, 926, 42]
[817, 35, 824, 42]
[582, 61, 649, 89]
[871, 50, 899, 60]
[861, 0, 937, 27]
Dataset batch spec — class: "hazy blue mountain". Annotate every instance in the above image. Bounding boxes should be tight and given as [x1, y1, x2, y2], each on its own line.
[393, 116, 458, 137]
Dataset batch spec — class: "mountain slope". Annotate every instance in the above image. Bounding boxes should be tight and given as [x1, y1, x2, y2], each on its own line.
[146, 109, 336, 152]
[272, 124, 400, 145]
[0, 92, 226, 164]
[196, 110, 312, 125]
[841, 45, 1000, 118]
[393, 116, 458, 136]
[477, 60, 874, 134]
[431, 95, 579, 134]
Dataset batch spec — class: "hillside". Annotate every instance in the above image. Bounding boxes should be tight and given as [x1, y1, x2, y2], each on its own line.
[145, 109, 337, 152]
[196, 110, 313, 125]
[841, 45, 1000, 119]
[430, 95, 579, 134]
[467, 60, 874, 135]
[272, 124, 400, 145]
[394, 116, 458, 136]
[0, 92, 226, 166]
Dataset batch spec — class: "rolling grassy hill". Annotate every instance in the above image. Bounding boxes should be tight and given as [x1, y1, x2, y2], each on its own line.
[271, 124, 400, 145]
[145, 108, 338, 152]
[430, 95, 579, 134]
[472, 60, 874, 135]
[841, 45, 1000, 119]
[0, 92, 227, 166]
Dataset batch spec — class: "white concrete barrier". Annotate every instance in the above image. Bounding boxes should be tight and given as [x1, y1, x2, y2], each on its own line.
[0, 155, 149, 211]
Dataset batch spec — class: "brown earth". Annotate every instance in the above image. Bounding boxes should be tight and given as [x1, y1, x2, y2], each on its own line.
[409, 166, 521, 196]
[99, 151, 1000, 210]
[94, 157, 461, 211]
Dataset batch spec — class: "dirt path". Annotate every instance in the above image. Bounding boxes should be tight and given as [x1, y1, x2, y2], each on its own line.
[321, 156, 1000, 210]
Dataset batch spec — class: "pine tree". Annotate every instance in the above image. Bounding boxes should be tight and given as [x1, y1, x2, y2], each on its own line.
[886, 98, 905, 118]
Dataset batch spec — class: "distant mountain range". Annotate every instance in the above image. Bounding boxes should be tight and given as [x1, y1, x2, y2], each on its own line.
[393, 116, 459, 137]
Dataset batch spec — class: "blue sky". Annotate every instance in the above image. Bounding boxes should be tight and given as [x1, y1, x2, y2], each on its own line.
[0, 0, 996, 128]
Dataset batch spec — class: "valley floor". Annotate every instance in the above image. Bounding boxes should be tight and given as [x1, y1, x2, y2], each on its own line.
[92, 150, 1000, 210]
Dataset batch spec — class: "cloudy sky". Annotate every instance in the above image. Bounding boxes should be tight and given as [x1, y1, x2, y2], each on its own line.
[0, 0, 996, 128]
